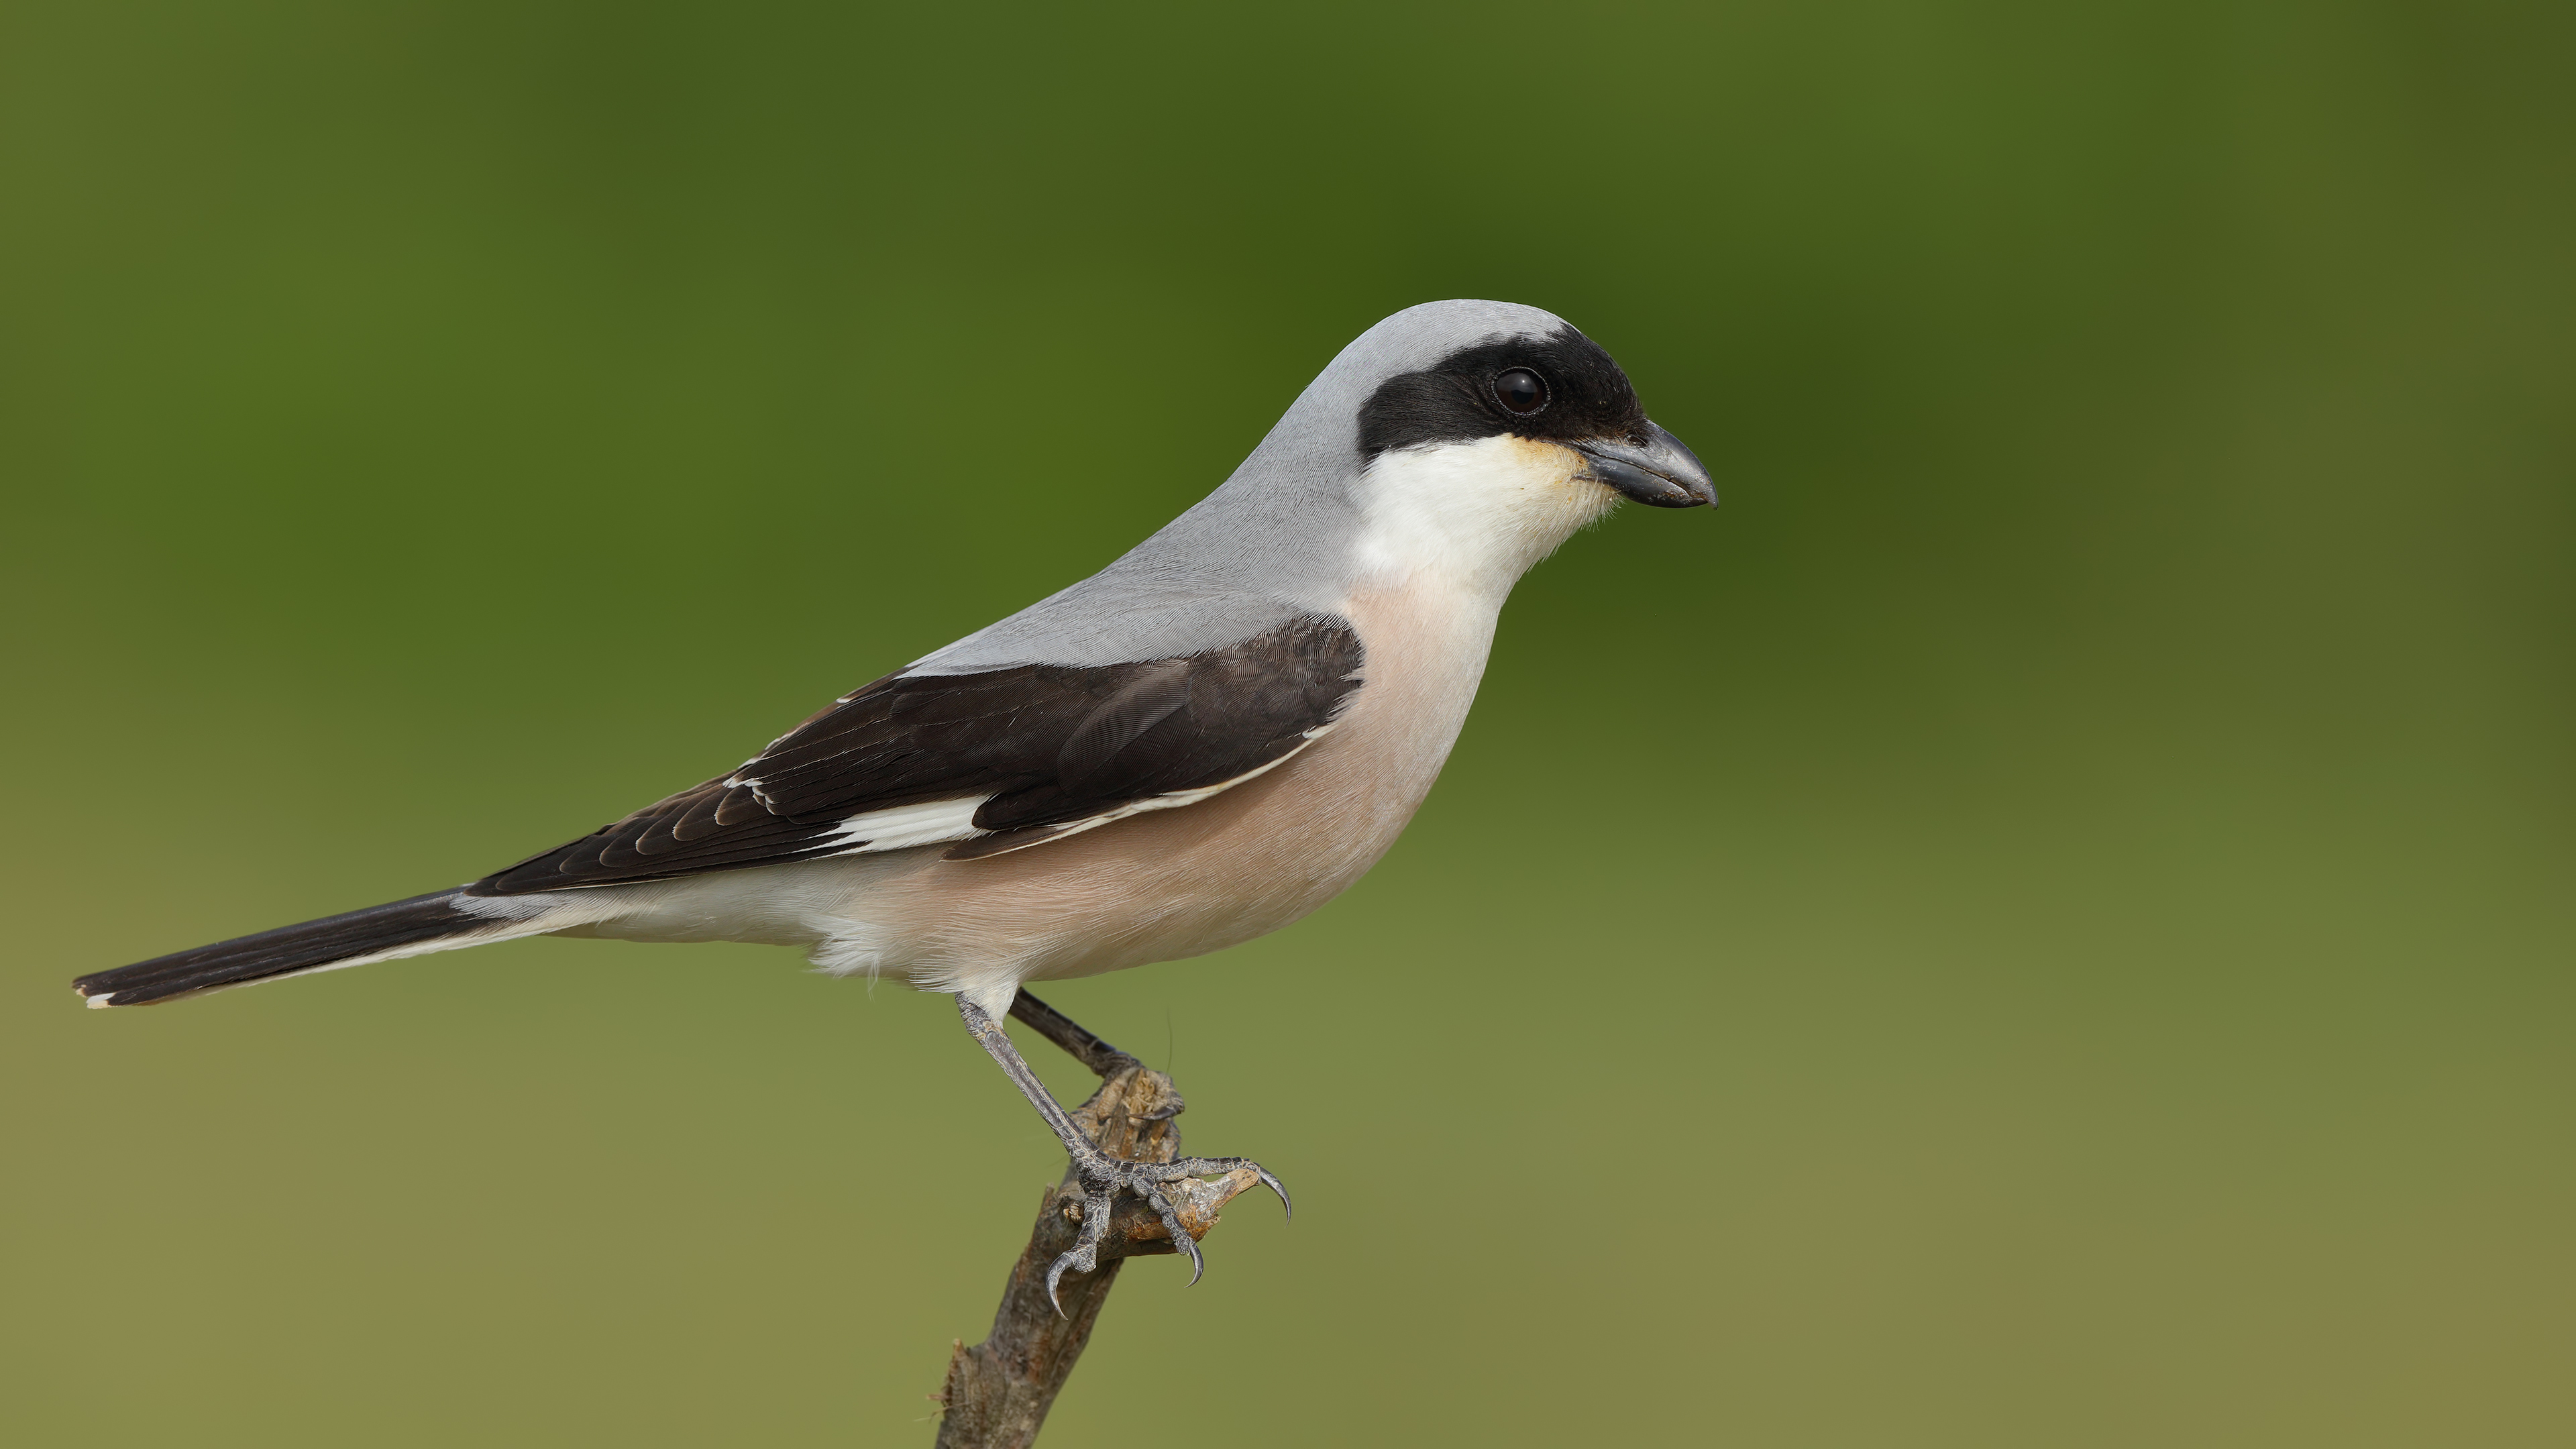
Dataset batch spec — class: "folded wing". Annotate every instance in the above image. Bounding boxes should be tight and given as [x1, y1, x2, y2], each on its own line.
[474, 614, 1363, 893]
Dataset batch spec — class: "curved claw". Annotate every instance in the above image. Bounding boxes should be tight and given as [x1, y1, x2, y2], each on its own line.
[1044, 1185, 1114, 1319]
[1157, 1155, 1295, 1226]
[1138, 1183, 1206, 1285]
[1044, 1251, 1076, 1317]
[1257, 1167, 1293, 1225]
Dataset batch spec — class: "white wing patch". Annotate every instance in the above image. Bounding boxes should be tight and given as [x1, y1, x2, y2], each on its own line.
[822, 796, 995, 854]
[812, 720, 1341, 863]
[953, 720, 1340, 861]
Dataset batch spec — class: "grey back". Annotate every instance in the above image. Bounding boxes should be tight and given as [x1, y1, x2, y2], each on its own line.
[909, 299, 1570, 674]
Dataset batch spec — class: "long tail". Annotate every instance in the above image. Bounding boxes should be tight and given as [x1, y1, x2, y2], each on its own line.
[72, 890, 564, 1008]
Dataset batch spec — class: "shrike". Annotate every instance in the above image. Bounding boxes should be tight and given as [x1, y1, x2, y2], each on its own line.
[74, 299, 1715, 1303]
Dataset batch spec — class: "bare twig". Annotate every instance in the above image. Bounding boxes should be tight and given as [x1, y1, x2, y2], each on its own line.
[931, 1004, 1261, 1448]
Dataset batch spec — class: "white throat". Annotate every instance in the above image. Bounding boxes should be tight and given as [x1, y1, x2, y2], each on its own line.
[1347, 435, 1619, 606]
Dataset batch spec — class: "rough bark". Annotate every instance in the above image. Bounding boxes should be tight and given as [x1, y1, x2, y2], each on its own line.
[931, 1009, 1261, 1448]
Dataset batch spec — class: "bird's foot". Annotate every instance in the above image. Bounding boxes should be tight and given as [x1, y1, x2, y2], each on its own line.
[1043, 1148, 1291, 1313]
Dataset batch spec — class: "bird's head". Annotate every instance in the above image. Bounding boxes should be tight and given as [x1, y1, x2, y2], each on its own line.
[1355, 307, 1714, 510]
[1315, 301, 1713, 595]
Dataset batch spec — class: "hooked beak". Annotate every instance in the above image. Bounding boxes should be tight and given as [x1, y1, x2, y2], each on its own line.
[1570, 422, 1716, 508]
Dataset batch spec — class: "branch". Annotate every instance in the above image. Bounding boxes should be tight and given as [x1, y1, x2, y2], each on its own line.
[931, 1032, 1261, 1448]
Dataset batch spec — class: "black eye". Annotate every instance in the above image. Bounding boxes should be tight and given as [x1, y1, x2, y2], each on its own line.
[1493, 368, 1548, 415]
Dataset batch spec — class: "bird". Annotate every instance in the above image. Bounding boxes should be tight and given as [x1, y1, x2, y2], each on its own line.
[72, 299, 1715, 1306]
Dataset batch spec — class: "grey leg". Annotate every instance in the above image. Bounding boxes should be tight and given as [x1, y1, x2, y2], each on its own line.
[1006, 989, 1140, 1078]
[957, 993, 1290, 1313]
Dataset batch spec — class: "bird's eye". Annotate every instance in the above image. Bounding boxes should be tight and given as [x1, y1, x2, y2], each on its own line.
[1493, 368, 1548, 415]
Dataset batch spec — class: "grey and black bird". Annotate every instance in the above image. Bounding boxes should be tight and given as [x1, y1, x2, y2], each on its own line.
[74, 299, 1717, 1303]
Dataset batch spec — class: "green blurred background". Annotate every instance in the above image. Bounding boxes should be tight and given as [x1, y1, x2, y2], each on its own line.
[3, 1, 2570, 1444]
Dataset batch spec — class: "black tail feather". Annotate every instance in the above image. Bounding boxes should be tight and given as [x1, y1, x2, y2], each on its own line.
[74, 890, 492, 1007]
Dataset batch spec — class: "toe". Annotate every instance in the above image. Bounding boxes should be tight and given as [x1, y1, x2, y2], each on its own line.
[1044, 1249, 1083, 1316]
[1135, 1182, 1207, 1285]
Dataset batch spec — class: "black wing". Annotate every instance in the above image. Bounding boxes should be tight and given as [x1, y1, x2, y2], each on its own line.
[473, 613, 1363, 894]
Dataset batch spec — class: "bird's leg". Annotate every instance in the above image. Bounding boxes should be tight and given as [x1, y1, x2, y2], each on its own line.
[957, 992, 1291, 1313]
[1006, 989, 1140, 1078]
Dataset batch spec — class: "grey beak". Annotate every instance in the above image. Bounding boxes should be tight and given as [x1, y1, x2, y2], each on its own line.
[1571, 422, 1716, 508]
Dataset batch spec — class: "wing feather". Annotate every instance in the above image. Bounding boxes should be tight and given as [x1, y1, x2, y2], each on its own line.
[472, 614, 1362, 894]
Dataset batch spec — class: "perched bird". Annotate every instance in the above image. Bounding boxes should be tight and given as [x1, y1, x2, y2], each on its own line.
[73, 299, 1714, 1303]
